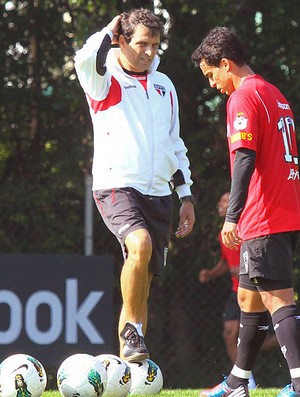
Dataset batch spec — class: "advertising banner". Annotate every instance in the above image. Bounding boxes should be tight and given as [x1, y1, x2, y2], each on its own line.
[0, 254, 114, 367]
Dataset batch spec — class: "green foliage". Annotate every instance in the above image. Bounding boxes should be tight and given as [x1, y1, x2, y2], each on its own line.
[0, 0, 91, 252]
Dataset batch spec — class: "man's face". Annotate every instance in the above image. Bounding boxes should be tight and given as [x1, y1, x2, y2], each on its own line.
[217, 193, 229, 218]
[119, 25, 160, 72]
[199, 58, 235, 96]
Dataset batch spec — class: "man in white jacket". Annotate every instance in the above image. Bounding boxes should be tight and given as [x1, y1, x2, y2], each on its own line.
[74, 8, 195, 362]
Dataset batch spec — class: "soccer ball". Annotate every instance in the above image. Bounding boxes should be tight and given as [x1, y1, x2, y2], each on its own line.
[126, 359, 163, 395]
[0, 353, 47, 397]
[97, 354, 131, 397]
[57, 353, 107, 397]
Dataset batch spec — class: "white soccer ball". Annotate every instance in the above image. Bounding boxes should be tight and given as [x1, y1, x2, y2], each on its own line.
[126, 359, 163, 395]
[0, 353, 47, 397]
[57, 353, 107, 397]
[97, 354, 131, 397]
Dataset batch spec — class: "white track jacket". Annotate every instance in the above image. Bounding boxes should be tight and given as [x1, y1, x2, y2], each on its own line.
[74, 28, 193, 198]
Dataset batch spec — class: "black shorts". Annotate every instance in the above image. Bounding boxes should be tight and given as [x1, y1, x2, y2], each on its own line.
[239, 231, 299, 291]
[93, 187, 174, 276]
[223, 291, 240, 322]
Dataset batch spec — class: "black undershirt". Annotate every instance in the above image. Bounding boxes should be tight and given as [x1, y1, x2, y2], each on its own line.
[226, 148, 256, 224]
[96, 34, 111, 75]
[122, 68, 147, 76]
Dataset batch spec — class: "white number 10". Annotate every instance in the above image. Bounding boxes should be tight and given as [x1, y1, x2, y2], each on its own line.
[278, 116, 298, 165]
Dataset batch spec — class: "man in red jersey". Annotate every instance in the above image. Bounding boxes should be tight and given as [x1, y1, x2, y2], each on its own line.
[192, 27, 300, 397]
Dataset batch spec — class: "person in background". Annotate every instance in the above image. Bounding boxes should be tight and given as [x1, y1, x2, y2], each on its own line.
[200, 192, 279, 389]
[192, 26, 300, 397]
[74, 8, 195, 362]
[199, 192, 256, 390]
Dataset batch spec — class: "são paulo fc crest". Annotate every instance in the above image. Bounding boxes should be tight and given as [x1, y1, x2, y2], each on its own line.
[233, 113, 248, 130]
[154, 84, 166, 97]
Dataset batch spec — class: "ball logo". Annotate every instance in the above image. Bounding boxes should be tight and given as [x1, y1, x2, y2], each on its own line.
[27, 358, 44, 381]
[102, 360, 110, 370]
[57, 369, 67, 387]
[87, 369, 104, 396]
[121, 366, 131, 385]
[14, 364, 29, 372]
[15, 374, 31, 397]
[146, 361, 158, 384]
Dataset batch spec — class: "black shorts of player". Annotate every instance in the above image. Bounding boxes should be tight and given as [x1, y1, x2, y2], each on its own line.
[93, 187, 174, 277]
[222, 291, 240, 322]
[239, 231, 299, 292]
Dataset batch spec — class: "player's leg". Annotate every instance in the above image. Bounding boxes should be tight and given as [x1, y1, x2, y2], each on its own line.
[119, 228, 153, 361]
[200, 286, 267, 397]
[223, 319, 239, 364]
[223, 316, 260, 389]
[222, 292, 240, 364]
[118, 272, 152, 354]
[218, 237, 271, 393]
[118, 193, 173, 362]
[200, 234, 273, 397]
[121, 228, 152, 325]
[259, 285, 300, 396]
[225, 287, 268, 388]
[93, 188, 153, 361]
[250, 232, 300, 397]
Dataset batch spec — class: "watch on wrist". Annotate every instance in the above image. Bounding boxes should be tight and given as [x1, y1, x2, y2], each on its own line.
[180, 194, 195, 204]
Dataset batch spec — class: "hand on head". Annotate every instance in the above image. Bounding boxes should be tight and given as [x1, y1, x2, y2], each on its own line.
[107, 15, 122, 44]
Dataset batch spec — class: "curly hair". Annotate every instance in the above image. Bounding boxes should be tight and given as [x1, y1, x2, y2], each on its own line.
[119, 8, 163, 43]
[191, 27, 247, 67]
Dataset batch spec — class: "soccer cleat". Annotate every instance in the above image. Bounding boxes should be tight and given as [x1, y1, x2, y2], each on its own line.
[120, 322, 149, 362]
[200, 380, 249, 397]
[276, 384, 300, 397]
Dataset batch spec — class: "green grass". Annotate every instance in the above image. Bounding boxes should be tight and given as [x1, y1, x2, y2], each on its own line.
[43, 389, 282, 397]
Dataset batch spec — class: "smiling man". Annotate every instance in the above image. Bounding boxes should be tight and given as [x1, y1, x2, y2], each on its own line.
[74, 8, 195, 362]
[192, 27, 300, 397]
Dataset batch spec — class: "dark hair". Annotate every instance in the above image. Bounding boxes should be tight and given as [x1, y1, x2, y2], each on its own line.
[119, 8, 163, 43]
[191, 26, 247, 67]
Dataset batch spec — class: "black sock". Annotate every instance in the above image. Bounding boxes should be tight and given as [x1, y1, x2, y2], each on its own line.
[272, 305, 300, 392]
[227, 311, 268, 389]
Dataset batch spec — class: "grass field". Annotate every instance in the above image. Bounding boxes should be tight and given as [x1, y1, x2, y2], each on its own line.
[44, 389, 283, 397]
